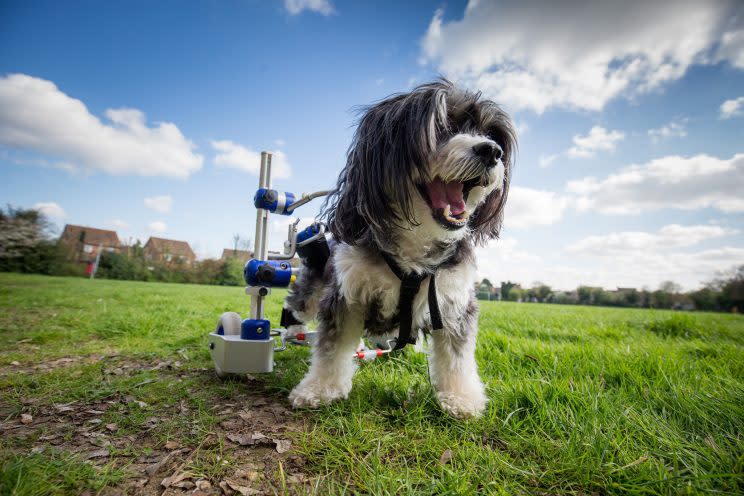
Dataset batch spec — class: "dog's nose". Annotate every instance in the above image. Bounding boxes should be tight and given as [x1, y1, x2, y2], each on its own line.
[472, 142, 503, 167]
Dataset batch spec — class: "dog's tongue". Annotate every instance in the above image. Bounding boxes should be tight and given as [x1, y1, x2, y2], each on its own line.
[427, 178, 466, 215]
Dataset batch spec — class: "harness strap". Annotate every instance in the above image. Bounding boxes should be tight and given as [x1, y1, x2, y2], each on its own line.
[380, 251, 444, 351]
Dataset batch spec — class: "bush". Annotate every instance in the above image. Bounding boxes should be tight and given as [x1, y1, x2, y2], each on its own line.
[96, 251, 150, 281]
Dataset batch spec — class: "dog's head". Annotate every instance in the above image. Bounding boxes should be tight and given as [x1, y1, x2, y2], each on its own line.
[324, 80, 515, 247]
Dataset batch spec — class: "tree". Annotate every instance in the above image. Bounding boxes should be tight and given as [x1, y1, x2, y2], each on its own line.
[507, 288, 523, 302]
[659, 280, 682, 294]
[717, 265, 744, 312]
[591, 287, 607, 306]
[577, 286, 592, 305]
[650, 280, 682, 309]
[689, 287, 718, 311]
[231, 234, 253, 254]
[501, 281, 518, 301]
[622, 288, 640, 307]
[533, 283, 552, 302]
[0, 206, 50, 258]
[476, 279, 493, 301]
[0, 206, 66, 275]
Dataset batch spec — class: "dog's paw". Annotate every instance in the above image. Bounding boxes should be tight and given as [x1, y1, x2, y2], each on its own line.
[288, 377, 351, 409]
[437, 389, 488, 419]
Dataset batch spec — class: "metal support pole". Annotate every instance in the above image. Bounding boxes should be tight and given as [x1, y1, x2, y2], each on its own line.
[90, 244, 104, 280]
[251, 152, 272, 319]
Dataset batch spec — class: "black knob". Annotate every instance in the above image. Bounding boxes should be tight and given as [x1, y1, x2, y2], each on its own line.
[257, 264, 276, 282]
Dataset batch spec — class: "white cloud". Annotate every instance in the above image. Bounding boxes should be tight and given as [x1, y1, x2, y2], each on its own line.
[720, 96, 744, 119]
[538, 153, 559, 168]
[566, 224, 737, 255]
[504, 186, 570, 229]
[473, 224, 742, 291]
[567, 153, 744, 214]
[477, 237, 541, 265]
[514, 121, 529, 136]
[274, 138, 286, 147]
[539, 126, 624, 167]
[648, 118, 688, 142]
[148, 221, 167, 234]
[420, 1, 743, 113]
[475, 237, 542, 284]
[567, 126, 625, 158]
[144, 195, 173, 214]
[107, 219, 129, 231]
[715, 29, 744, 69]
[576, 248, 743, 291]
[211, 140, 292, 179]
[284, 0, 334, 16]
[0, 74, 203, 178]
[564, 225, 743, 290]
[34, 202, 65, 219]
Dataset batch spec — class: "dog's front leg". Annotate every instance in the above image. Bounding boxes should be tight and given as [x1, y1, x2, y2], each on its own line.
[289, 307, 363, 408]
[429, 314, 488, 418]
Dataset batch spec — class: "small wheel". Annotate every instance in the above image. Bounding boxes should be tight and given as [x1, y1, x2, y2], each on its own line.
[214, 362, 229, 379]
[213, 312, 242, 379]
[217, 312, 242, 336]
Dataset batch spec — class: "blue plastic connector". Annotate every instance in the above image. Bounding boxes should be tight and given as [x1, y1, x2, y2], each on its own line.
[253, 188, 296, 215]
[240, 319, 271, 340]
[244, 259, 294, 287]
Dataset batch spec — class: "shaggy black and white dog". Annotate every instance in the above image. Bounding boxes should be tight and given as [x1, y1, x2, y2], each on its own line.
[285, 80, 515, 418]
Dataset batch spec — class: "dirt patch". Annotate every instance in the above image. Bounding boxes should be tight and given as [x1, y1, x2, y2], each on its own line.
[0, 350, 178, 376]
[0, 356, 311, 495]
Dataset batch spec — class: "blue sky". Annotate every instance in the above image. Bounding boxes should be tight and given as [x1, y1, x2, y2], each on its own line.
[1, 0, 743, 290]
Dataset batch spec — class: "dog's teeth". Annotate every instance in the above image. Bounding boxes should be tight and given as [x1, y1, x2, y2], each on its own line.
[440, 204, 470, 225]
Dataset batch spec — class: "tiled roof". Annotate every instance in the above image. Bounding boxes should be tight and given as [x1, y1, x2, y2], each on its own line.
[221, 248, 253, 260]
[144, 237, 196, 259]
[60, 224, 121, 247]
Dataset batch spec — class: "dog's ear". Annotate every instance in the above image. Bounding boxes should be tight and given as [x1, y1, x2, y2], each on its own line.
[469, 106, 517, 245]
[322, 81, 451, 244]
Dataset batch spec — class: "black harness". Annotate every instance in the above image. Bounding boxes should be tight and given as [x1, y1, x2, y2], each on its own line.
[281, 231, 446, 351]
[380, 251, 443, 350]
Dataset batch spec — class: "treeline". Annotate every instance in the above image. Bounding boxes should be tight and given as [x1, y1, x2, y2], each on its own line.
[4, 205, 743, 310]
[94, 247, 244, 286]
[0, 206, 244, 286]
[477, 274, 744, 313]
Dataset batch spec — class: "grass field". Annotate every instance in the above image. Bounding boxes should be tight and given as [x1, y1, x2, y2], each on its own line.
[1, 273, 743, 495]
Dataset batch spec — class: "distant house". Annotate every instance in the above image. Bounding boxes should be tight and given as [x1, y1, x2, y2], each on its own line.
[59, 224, 122, 263]
[144, 237, 196, 266]
[221, 248, 253, 262]
[475, 282, 502, 301]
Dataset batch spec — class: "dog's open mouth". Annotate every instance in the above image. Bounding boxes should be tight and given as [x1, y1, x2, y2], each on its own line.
[421, 177, 481, 230]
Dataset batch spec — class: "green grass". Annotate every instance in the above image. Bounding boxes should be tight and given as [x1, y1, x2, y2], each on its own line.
[1, 273, 743, 494]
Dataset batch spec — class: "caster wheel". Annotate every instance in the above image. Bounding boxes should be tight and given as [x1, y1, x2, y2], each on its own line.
[214, 362, 229, 379]
[217, 312, 242, 335]
[213, 312, 243, 379]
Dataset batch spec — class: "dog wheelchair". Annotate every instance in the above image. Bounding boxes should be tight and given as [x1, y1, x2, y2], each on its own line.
[208, 152, 396, 377]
